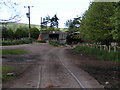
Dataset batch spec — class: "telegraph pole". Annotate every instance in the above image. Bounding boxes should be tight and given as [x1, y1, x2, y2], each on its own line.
[24, 6, 33, 38]
[41, 17, 42, 31]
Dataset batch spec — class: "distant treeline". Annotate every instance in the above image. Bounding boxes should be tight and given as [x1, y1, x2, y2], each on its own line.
[1, 27, 40, 40]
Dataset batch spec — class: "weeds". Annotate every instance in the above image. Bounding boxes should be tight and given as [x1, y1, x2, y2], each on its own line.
[49, 41, 63, 47]
[74, 46, 120, 63]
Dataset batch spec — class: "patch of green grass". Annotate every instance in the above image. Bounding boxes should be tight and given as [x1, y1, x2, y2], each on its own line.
[74, 46, 120, 63]
[2, 39, 32, 46]
[34, 40, 46, 43]
[49, 41, 64, 47]
[0, 66, 16, 82]
[2, 49, 27, 55]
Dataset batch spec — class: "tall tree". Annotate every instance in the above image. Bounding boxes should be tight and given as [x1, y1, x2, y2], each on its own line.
[80, 2, 115, 44]
[41, 15, 50, 29]
[65, 16, 81, 31]
[50, 14, 59, 28]
[111, 2, 120, 44]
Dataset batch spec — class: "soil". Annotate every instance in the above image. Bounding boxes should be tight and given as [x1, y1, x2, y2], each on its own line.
[1, 43, 120, 89]
[65, 49, 120, 89]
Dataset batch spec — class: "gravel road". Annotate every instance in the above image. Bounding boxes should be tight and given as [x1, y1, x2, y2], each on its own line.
[2, 43, 104, 88]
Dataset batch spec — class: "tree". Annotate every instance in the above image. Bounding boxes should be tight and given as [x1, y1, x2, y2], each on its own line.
[2, 28, 14, 40]
[41, 14, 59, 30]
[65, 19, 73, 29]
[0, 0, 21, 22]
[15, 27, 28, 39]
[50, 14, 59, 28]
[111, 2, 120, 44]
[30, 27, 39, 39]
[41, 15, 50, 29]
[65, 16, 81, 31]
[80, 2, 115, 44]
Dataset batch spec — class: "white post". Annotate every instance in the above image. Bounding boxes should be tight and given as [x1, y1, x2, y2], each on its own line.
[114, 46, 116, 52]
[104, 45, 106, 50]
[108, 45, 111, 52]
[100, 45, 102, 50]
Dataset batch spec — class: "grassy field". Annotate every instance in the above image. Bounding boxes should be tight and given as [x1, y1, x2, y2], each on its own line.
[2, 49, 28, 55]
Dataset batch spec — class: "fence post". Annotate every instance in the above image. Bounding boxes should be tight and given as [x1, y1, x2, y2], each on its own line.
[103, 45, 105, 50]
[108, 45, 111, 52]
[100, 45, 102, 50]
[114, 46, 116, 52]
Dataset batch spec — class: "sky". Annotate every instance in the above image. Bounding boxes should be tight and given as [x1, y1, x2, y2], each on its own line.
[0, 0, 93, 28]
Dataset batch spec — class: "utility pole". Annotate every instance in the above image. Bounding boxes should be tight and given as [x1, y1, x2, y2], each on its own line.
[24, 6, 33, 38]
[41, 17, 42, 31]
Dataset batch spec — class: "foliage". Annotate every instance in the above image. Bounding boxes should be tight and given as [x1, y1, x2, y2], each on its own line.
[2, 39, 32, 46]
[2, 28, 14, 40]
[34, 40, 46, 43]
[74, 46, 120, 63]
[30, 27, 40, 39]
[14, 27, 28, 39]
[80, 2, 115, 44]
[65, 16, 81, 30]
[110, 2, 120, 44]
[66, 33, 83, 44]
[50, 14, 59, 28]
[49, 41, 63, 47]
[41, 14, 59, 30]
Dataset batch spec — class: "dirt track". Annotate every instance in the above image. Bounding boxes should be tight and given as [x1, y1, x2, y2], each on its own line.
[2, 43, 105, 88]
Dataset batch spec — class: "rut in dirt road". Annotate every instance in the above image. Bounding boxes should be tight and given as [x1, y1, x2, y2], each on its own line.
[2, 43, 104, 88]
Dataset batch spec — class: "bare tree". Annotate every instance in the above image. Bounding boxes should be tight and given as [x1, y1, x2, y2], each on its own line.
[0, 0, 21, 23]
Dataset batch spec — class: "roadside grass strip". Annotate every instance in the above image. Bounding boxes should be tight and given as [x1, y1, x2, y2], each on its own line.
[34, 40, 46, 43]
[74, 46, 120, 63]
[2, 49, 28, 55]
[0, 66, 16, 82]
[49, 41, 64, 47]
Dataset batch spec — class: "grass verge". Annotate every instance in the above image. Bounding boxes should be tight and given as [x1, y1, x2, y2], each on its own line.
[0, 66, 16, 82]
[74, 46, 120, 63]
[49, 41, 64, 47]
[2, 49, 28, 55]
[1, 39, 32, 46]
[34, 40, 46, 43]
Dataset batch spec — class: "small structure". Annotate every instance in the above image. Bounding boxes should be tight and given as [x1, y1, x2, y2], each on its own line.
[40, 31, 68, 44]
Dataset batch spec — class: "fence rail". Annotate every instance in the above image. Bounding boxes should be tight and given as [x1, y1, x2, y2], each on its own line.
[80, 43, 120, 52]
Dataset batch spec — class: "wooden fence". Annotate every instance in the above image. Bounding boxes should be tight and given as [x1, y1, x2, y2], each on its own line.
[80, 43, 120, 52]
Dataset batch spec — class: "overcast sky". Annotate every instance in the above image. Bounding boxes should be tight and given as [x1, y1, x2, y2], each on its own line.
[1, 0, 94, 28]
